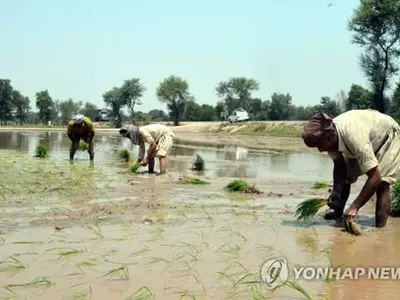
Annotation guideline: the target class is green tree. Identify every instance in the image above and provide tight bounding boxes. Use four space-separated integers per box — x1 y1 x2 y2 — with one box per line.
12 90 30 125
120 78 146 121
0 79 14 125
103 87 126 128
35 90 54 125
156 75 193 126
59 98 82 125
81 102 99 121
345 84 373 110
147 109 168 121
268 93 293 120
215 77 259 114
348 0 400 113
318 96 343 117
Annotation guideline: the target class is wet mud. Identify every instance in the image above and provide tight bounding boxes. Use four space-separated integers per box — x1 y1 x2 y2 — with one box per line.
0 131 399 299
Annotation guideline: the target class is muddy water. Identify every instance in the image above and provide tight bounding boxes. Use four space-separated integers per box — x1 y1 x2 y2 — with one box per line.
0 131 399 299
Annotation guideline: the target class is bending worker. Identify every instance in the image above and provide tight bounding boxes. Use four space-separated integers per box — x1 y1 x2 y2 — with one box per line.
301 109 400 228
119 123 174 174
67 114 95 161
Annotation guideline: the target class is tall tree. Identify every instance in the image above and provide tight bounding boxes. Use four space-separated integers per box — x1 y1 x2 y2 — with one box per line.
345 84 373 110
156 75 193 126
268 93 293 120
390 81 400 118
35 90 54 124
0 79 14 125
348 0 400 112
215 77 259 114
81 102 99 121
12 90 30 125
318 96 343 117
59 98 82 125
103 87 126 128
120 78 146 121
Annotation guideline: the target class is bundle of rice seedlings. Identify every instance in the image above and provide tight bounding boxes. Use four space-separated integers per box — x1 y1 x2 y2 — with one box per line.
35 144 48 158
225 179 262 194
294 198 328 220
130 162 141 173
178 177 209 184
118 149 131 162
78 141 89 151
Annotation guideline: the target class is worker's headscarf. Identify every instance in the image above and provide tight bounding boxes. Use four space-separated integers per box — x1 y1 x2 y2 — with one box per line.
301 112 334 147
72 114 85 125
119 125 140 145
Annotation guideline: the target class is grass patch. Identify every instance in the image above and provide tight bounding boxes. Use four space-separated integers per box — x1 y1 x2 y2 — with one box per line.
178 177 209 185
35 144 48 158
294 198 328 221
312 181 331 189
225 180 262 194
233 123 302 137
119 149 131 162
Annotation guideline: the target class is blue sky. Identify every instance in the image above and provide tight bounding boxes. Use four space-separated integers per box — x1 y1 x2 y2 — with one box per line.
1 0 373 113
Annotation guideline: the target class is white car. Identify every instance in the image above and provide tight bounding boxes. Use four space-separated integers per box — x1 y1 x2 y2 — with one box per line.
227 108 249 123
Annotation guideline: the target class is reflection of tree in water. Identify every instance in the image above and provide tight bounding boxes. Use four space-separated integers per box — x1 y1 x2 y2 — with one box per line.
170 145 196 157
215 162 247 178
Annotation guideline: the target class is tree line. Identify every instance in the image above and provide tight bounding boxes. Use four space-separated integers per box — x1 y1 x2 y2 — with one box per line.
1 0 400 126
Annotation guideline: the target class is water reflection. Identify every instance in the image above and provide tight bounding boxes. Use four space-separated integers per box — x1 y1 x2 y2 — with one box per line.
0 131 333 181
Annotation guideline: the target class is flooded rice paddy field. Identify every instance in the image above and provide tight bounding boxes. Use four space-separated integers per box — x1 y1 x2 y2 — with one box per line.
1 131 400 299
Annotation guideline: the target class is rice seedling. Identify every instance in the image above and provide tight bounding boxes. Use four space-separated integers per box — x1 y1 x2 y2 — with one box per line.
102 265 130 281
125 286 156 300
3 276 54 294
86 224 104 239
61 286 92 300
57 248 85 260
294 198 328 221
312 181 331 189
283 280 314 300
225 180 262 194
130 162 141 173
119 148 131 162
35 144 48 158
178 177 209 185
77 141 89 151
0 256 26 273
191 154 205 171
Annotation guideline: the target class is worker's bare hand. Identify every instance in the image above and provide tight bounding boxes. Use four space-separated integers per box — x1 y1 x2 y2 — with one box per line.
140 158 148 166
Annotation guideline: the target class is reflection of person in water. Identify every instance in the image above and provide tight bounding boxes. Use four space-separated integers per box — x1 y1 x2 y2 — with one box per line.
301 109 400 228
